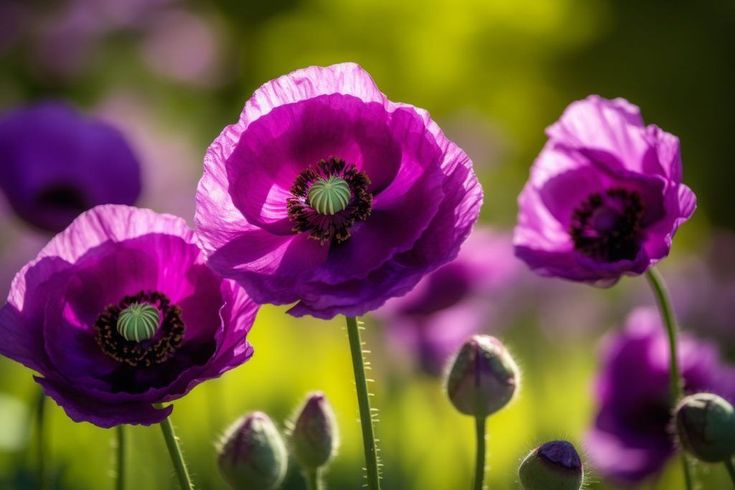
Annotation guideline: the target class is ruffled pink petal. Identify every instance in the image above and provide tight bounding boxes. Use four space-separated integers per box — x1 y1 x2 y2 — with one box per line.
225 95 403 235
547 96 654 174
0 256 71 372
196 63 387 255
36 376 173 428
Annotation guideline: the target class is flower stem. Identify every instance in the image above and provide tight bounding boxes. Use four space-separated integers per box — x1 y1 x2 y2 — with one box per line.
116 425 126 490
155 406 194 490
304 467 320 490
645 267 694 490
345 316 381 490
725 458 735 488
473 416 486 490
35 391 48 490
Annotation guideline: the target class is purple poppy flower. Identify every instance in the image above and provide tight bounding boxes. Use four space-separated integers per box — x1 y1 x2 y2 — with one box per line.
584 307 735 483
377 227 520 374
195 63 482 319
0 205 258 427
0 102 142 233
514 96 696 285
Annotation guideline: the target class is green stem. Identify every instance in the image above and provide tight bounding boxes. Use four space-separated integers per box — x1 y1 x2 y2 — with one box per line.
645 268 694 490
155 406 194 490
473 417 486 490
725 458 735 488
116 425 126 490
36 391 48 490
345 316 381 490
304 467 320 490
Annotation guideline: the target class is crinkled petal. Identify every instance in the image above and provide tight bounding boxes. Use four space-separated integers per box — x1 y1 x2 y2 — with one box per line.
547 96 651 170
35 376 173 428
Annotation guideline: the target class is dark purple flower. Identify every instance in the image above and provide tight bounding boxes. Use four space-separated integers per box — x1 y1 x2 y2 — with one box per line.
0 102 142 233
584 307 735 484
195 63 482 319
0 205 258 427
514 96 696 285
377 227 520 374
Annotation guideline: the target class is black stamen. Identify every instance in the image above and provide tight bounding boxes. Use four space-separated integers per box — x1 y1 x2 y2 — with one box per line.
287 157 372 244
570 188 644 262
94 291 184 367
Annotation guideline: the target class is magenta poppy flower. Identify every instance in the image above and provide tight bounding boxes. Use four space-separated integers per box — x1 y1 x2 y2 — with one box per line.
195 63 482 319
377 227 520 374
514 96 696 285
0 205 258 427
584 307 735 483
0 102 142 233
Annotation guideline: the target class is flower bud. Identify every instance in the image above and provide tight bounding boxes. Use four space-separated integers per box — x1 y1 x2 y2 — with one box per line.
675 393 735 462
217 412 288 490
445 335 519 418
289 392 339 470
519 440 583 490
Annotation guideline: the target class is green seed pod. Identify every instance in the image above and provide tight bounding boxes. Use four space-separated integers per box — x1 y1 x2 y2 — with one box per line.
217 412 288 490
117 303 160 342
445 335 519 418
289 392 339 470
519 440 583 490
308 176 352 215
675 393 735 463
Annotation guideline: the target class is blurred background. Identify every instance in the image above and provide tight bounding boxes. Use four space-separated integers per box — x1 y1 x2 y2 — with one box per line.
0 0 734 488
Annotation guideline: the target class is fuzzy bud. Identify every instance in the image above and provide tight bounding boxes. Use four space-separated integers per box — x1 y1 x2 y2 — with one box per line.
519 440 583 490
445 335 519 418
289 392 339 470
675 393 735 463
217 412 288 490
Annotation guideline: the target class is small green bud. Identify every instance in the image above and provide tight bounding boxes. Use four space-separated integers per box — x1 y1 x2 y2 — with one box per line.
289 392 339 470
445 335 519 418
217 412 288 490
519 440 583 490
675 393 735 463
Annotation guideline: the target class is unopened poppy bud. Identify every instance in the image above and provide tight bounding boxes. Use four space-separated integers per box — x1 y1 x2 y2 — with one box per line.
519 440 583 490
445 335 519 418
217 412 288 490
675 393 735 463
289 392 339 470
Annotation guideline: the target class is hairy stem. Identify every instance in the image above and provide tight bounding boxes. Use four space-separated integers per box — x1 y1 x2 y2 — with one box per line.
473 416 486 490
345 316 381 490
36 391 48 490
645 268 694 490
725 458 735 488
155 406 194 490
304 467 321 490
116 425 127 490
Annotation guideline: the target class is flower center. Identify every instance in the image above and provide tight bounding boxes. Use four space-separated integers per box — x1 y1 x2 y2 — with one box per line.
94 291 184 367
117 303 160 342
308 175 352 215
569 188 644 262
287 157 372 244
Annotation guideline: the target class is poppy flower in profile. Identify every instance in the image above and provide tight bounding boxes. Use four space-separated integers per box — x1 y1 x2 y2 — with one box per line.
0 205 258 427
195 62 482 319
513 96 696 285
0 102 142 233
584 307 735 483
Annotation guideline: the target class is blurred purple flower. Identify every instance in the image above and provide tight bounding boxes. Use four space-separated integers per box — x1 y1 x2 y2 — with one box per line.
141 10 223 87
377 227 521 374
0 102 142 233
94 91 201 220
585 307 735 484
514 96 696 285
0 205 258 427
662 231 735 354
195 63 482 319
